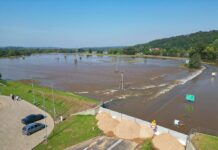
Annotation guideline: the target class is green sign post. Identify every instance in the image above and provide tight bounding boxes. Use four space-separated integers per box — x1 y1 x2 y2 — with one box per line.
186 94 195 102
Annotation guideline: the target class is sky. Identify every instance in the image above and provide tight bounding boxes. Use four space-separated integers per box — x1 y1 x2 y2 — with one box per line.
0 0 218 48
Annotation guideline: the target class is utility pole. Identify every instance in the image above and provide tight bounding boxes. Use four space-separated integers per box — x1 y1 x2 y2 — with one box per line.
42 92 48 142
120 72 124 90
115 63 118 72
32 78 36 104
51 84 56 119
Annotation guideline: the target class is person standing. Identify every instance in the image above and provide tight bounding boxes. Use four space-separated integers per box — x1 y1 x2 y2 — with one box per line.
15 96 19 101
12 94 15 101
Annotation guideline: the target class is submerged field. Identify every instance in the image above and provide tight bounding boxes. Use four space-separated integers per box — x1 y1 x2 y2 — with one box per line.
1 54 218 134
0 53 189 102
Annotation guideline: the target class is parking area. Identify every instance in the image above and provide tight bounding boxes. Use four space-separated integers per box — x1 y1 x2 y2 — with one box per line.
0 95 54 150
65 136 138 150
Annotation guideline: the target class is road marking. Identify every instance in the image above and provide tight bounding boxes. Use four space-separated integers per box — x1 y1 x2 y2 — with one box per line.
83 141 97 150
107 139 123 150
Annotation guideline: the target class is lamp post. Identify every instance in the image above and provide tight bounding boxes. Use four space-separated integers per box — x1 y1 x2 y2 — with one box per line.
51 84 56 119
42 92 48 142
120 72 124 90
32 78 36 104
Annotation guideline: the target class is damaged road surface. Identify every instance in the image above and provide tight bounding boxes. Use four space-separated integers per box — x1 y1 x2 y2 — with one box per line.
65 136 138 150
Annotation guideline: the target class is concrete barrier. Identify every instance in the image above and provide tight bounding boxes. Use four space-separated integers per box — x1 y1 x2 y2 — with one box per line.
98 107 188 145
72 107 99 116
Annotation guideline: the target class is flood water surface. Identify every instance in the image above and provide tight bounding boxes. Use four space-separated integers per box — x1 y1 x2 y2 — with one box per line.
0 54 189 101
107 64 218 134
1 54 217 134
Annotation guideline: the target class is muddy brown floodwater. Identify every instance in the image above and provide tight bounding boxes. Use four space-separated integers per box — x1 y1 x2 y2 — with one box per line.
106 64 218 135
0 54 217 134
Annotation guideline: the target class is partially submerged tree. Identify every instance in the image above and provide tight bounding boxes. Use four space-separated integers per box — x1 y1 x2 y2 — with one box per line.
88 49 93 54
189 52 201 69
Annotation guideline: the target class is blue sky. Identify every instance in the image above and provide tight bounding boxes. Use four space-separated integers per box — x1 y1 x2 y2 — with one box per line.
0 0 218 48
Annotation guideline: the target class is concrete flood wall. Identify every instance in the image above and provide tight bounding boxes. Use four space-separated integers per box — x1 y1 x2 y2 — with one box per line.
98 107 188 146
72 107 99 116
186 135 196 150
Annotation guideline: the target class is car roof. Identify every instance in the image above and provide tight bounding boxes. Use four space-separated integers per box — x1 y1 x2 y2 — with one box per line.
25 122 42 128
26 114 43 118
26 114 36 117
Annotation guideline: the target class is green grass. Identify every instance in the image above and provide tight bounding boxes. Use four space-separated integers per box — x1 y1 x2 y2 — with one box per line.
34 115 102 150
192 133 218 150
140 139 153 150
0 80 98 118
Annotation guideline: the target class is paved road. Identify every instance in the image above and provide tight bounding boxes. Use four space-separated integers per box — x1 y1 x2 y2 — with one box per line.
0 95 54 150
65 136 138 150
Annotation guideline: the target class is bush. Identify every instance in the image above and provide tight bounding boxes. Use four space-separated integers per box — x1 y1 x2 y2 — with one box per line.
140 139 153 150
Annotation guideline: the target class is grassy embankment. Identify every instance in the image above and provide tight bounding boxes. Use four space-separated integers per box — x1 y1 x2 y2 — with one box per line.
192 133 218 150
34 115 102 150
0 80 102 149
0 80 98 118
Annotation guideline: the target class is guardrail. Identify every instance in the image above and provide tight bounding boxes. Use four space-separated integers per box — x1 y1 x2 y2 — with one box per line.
99 107 188 145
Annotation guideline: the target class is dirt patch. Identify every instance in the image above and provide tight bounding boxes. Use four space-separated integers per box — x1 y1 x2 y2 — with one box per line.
96 112 119 134
139 124 154 139
152 133 184 150
96 112 111 121
113 119 141 140
96 112 154 141
132 138 146 144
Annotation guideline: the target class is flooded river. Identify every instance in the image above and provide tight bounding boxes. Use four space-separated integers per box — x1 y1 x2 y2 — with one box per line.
107 64 218 135
0 54 217 134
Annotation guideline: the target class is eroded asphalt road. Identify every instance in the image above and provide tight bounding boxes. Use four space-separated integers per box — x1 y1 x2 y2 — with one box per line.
65 136 138 150
0 95 54 150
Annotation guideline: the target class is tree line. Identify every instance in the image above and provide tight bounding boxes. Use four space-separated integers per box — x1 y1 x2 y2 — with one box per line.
108 30 218 62
0 47 107 57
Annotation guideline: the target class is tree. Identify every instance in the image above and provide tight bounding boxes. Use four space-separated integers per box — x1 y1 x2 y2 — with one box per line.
122 47 137 55
202 46 217 60
0 73 2 79
77 48 85 53
88 49 92 54
189 53 201 69
143 49 151 55
97 50 103 54
108 49 120 54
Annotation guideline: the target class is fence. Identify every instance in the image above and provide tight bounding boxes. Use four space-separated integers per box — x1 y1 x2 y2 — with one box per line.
99 107 188 145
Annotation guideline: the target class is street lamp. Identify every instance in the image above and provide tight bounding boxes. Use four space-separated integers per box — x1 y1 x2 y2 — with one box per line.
42 92 48 142
51 84 56 119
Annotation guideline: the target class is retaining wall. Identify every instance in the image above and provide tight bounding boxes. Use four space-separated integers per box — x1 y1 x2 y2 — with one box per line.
186 135 196 150
99 107 188 145
72 107 99 115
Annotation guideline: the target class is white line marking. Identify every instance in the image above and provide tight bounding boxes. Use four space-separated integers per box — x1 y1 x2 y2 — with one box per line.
107 139 123 150
83 141 97 150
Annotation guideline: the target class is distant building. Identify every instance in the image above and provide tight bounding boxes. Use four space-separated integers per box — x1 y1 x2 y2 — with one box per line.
149 48 160 51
